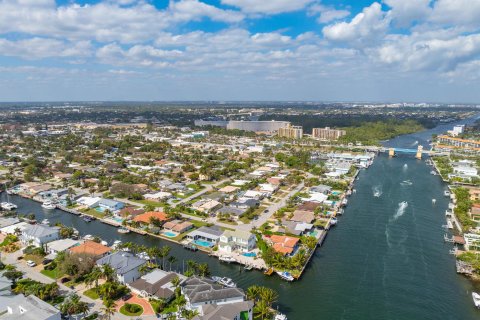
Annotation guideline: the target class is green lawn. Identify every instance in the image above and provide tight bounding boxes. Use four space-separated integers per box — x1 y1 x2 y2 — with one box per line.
83 288 100 300
82 208 106 219
40 268 63 279
132 199 164 207
119 304 143 316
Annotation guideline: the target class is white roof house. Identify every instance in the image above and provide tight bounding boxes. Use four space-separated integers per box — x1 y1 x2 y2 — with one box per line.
46 238 80 254
0 294 61 320
0 222 30 235
76 196 101 207
144 191 172 200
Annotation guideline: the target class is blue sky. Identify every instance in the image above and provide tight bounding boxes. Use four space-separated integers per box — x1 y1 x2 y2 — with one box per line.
0 0 480 103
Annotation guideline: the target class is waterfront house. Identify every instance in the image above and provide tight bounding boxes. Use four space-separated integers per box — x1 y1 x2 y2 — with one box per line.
133 211 169 225
46 238 80 255
97 198 125 212
0 294 61 320
218 230 256 253
186 226 223 246
182 276 249 314
163 220 194 233
464 233 480 251
96 251 147 284
76 196 101 208
69 240 112 258
128 269 186 301
290 210 315 223
267 235 299 256
20 225 60 247
0 222 29 235
196 301 254 320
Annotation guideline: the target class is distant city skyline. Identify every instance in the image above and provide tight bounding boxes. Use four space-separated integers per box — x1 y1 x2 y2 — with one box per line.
1 0 479 103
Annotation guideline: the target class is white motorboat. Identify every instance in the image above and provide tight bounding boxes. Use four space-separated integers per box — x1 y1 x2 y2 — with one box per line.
83 234 94 241
212 276 236 288
41 200 56 210
101 240 108 246
276 271 294 282
330 217 338 226
274 313 287 320
117 227 130 234
444 190 451 197
219 256 236 263
1 202 17 211
432 199 436 204
112 240 122 249
430 170 437 175
447 220 453 229
472 292 480 308
41 219 50 225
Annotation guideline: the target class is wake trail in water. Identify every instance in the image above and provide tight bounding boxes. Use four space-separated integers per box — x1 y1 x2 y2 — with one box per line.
393 201 408 221
373 185 383 197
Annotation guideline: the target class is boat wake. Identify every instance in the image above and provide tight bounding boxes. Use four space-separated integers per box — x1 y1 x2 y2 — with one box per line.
411 140 419 146
400 180 412 186
373 186 382 197
393 201 408 221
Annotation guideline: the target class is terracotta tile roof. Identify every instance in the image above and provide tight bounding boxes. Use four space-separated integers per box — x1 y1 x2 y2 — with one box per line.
69 240 112 256
133 211 169 224
269 235 299 255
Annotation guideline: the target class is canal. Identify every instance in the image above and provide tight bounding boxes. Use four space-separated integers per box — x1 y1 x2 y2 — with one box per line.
5 116 480 319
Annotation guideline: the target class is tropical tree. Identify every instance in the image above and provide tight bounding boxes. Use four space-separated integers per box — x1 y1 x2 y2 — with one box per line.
101 264 116 282
101 299 117 320
167 255 177 271
60 293 90 317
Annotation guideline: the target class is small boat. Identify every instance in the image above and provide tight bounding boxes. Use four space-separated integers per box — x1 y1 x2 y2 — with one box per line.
444 190 451 197
117 227 130 234
447 220 453 229
472 292 480 308
83 216 93 222
112 240 122 249
41 219 50 225
430 170 437 175
183 243 198 251
276 271 294 282
330 217 338 226
83 234 94 241
444 234 455 243
1 202 17 211
219 256 236 263
274 313 287 320
432 199 436 204
41 201 56 210
101 240 108 246
244 264 253 271
212 276 236 288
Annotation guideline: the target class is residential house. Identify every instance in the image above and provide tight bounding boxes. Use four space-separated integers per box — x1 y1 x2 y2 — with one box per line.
195 301 254 320
290 210 315 224
46 239 80 256
218 186 239 194
21 225 60 247
118 207 145 218
0 294 61 320
97 198 125 212
469 188 480 202
96 251 147 284
163 220 194 233
133 211 169 225
128 269 186 301
230 198 259 210
144 191 172 201
297 201 321 212
218 230 256 253
267 235 300 256
191 199 222 213
69 240 112 258
186 226 224 246
182 276 249 314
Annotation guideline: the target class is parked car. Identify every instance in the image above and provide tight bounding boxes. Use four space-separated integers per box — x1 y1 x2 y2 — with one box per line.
26 260 36 267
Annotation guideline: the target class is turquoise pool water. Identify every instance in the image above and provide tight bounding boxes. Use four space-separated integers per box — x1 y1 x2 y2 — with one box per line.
309 230 318 237
163 231 177 238
242 252 256 257
332 191 342 196
194 239 213 247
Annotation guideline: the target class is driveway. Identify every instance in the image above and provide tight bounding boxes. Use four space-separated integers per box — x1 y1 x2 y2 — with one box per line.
116 293 156 316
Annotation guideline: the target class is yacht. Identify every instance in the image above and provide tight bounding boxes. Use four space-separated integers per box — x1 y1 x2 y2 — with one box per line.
274 313 287 320
472 292 480 309
41 200 56 210
447 220 454 229
330 217 338 226
117 227 130 234
83 234 94 241
276 271 294 282
444 190 451 197
212 276 236 288
1 202 17 211
219 256 236 263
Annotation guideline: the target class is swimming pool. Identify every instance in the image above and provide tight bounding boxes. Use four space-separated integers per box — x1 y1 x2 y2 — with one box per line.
309 230 318 237
193 239 213 247
163 231 177 238
242 252 256 257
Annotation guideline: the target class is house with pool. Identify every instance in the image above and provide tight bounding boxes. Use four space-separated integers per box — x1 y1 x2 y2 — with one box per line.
218 230 256 254
185 226 223 248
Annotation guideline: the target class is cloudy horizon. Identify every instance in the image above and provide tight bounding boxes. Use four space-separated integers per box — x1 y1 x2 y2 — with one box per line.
1 0 480 103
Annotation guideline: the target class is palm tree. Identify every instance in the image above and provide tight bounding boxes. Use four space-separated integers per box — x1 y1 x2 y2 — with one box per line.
138 264 150 276
171 275 181 289
88 266 103 290
246 285 260 301
167 255 177 271
101 299 117 320
60 293 90 317
197 263 210 277
101 265 116 282
159 245 171 270
259 287 278 309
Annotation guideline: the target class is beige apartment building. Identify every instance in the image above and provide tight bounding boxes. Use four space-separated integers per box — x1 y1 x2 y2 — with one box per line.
278 124 303 139
312 127 346 140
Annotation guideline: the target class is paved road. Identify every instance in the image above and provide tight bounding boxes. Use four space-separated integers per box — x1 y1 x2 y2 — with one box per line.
237 182 305 231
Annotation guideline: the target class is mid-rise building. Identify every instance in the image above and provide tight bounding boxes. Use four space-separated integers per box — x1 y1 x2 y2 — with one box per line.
278 124 303 139
312 127 346 140
227 120 290 133
437 135 480 151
